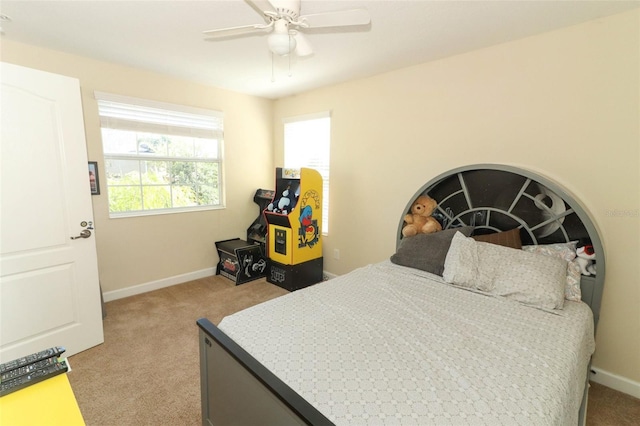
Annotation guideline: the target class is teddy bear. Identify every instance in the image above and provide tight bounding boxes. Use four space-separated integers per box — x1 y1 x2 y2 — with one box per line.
402 195 443 237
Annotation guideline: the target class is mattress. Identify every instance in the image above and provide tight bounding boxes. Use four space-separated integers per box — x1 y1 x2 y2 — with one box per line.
218 261 595 425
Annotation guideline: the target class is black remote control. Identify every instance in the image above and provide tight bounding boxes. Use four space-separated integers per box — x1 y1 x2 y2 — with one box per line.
0 347 65 374
1 357 60 382
0 359 69 397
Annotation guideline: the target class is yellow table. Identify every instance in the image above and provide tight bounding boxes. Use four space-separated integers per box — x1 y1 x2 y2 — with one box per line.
0 373 85 425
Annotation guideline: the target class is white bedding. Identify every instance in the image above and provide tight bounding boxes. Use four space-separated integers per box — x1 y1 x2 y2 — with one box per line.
218 261 595 425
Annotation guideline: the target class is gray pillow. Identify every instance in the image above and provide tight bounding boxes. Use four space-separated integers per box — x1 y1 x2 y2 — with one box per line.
390 226 474 276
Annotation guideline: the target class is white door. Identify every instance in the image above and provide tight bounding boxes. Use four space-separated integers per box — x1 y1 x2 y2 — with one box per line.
0 62 104 361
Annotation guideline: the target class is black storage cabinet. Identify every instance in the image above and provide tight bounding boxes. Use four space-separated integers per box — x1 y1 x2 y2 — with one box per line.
267 258 323 291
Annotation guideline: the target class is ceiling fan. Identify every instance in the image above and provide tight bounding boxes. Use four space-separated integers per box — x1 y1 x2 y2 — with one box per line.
203 0 371 57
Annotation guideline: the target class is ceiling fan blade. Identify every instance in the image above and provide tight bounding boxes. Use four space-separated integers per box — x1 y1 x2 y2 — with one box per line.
300 9 370 29
246 0 277 21
203 23 272 39
292 31 313 57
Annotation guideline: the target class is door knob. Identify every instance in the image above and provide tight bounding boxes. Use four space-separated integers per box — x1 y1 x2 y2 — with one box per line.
71 230 92 240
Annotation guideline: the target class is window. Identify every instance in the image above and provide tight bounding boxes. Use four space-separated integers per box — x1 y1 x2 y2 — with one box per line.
284 112 331 234
95 92 224 217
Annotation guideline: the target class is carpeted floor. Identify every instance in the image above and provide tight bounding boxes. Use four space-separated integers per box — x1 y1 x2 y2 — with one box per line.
68 276 639 425
587 381 640 425
68 276 287 425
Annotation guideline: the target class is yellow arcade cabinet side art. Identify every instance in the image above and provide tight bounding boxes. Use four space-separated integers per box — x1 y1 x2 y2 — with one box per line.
264 168 323 291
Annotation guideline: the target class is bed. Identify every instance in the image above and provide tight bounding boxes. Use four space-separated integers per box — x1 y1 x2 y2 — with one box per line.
197 164 605 426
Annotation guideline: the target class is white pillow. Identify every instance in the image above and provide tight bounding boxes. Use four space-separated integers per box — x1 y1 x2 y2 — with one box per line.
444 232 568 310
443 232 487 290
521 243 582 302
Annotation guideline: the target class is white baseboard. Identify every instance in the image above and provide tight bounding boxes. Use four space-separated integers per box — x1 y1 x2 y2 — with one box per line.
104 268 337 301
323 270 338 281
590 367 640 399
102 267 216 302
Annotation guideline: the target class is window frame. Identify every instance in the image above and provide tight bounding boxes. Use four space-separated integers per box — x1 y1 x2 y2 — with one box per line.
95 92 225 218
283 111 331 235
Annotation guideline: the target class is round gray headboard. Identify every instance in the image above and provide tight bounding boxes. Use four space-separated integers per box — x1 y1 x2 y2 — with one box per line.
397 164 605 328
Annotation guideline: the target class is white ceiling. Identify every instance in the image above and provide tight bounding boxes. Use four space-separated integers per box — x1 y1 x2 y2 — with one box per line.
1 0 638 99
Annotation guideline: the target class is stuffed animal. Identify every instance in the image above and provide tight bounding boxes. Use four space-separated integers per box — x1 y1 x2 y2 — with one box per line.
267 188 296 214
402 195 443 237
576 244 596 276
276 189 292 213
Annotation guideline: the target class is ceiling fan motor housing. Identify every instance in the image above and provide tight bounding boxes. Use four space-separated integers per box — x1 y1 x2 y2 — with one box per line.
270 0 301 21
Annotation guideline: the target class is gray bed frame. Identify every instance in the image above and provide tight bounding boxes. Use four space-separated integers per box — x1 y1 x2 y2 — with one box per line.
197 164 605 426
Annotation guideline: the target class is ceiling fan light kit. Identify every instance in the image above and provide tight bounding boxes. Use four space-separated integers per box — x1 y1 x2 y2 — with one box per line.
268 33 296 56
268 19 296 56
203 0 370 58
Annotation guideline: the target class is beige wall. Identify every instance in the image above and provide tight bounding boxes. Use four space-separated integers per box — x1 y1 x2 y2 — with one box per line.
1 40 274 294
274 10 639 382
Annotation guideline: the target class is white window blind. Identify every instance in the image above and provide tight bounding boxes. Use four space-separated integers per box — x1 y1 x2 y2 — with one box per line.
284 112 331 234
95 91 223 139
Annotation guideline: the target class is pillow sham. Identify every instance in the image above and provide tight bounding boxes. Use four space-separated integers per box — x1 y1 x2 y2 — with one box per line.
521 242 577 261
390 226 474 276
564 260 583 301
471 227 522 249
444 233 568 310
442 231 489 290
522 243 582 302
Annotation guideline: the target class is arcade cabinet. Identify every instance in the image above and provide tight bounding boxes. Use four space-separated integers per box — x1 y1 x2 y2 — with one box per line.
247 188 275 252
264 168 323 291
